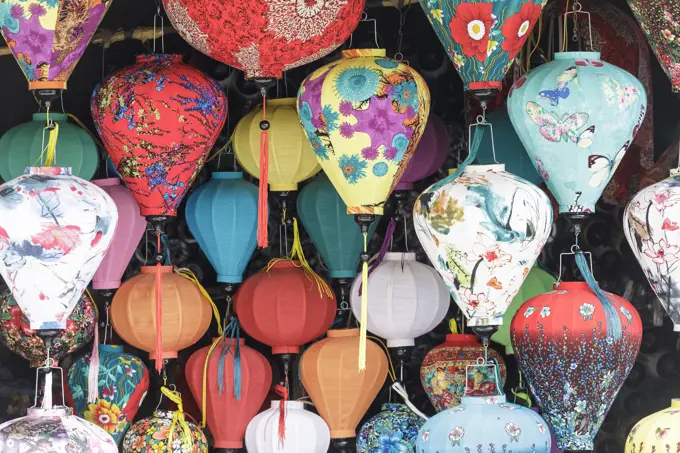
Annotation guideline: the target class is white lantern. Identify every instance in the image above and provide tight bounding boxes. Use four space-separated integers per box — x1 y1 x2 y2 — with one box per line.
350 252 450 347
245 401 330 453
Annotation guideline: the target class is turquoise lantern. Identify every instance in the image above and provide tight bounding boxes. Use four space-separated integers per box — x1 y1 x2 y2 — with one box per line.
186 171 258 284
507 52 646 217
297 176 378 279
358 403 424 453
0 113 99 181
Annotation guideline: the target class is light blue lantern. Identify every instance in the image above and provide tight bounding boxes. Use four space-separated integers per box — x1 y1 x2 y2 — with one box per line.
186 172 258 283
358 403 425 453
507 51 646 215
416 395 552 453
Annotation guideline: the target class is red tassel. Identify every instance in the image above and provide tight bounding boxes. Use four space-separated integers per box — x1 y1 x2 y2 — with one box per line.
274 374 288 448
155 232 164 373
257 96 269 248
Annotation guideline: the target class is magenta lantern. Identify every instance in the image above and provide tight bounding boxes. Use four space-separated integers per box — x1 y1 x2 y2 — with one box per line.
395 114 450 191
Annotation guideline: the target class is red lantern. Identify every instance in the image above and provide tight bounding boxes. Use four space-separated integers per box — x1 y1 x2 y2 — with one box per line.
185 338 272 449
234 260 336 355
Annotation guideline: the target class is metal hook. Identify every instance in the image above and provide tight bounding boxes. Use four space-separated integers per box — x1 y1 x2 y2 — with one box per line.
468 104 498 164
556 247 594 284
153 10 165 54
464 358 503 397
561 0 593 52
348 11 380 49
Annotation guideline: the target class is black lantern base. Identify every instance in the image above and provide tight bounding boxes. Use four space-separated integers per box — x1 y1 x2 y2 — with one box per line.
332 437 357 453
471 325 498 344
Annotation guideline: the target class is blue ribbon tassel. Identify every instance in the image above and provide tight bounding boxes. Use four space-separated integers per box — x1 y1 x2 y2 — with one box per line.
575 251 622 341
217 317 242 400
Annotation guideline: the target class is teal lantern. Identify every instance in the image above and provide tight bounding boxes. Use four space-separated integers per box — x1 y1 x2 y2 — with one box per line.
297 176 378 279
0 113 98 181
358 403 425 453
186 172 258 284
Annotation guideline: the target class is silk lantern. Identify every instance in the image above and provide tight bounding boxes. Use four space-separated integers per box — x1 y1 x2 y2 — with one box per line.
420 334 507 411
414 164 552 327
627 0 680 93
357 403 425 453
123 409 208 453
245 400 331 453
625 399 680 452
234 260 336 354
0 167 117 330
0 113 98 181
511 282 643 450
186 338 272 449
349 252 449 348
300 329 389 439
507 52 647 216
395 114 450 190
92 54 227 219
92 178 146 290
186 172 258 284
419 0 547 91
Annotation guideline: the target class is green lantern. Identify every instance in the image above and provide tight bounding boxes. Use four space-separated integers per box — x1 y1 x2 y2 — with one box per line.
0 113 99 181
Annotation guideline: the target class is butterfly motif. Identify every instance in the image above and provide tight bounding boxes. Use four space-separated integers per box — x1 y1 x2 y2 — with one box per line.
487 277 503 290
588 141 629 188
577 125 595 149
656 427 670 439
662 218 679 231
509 76 527 97
539 87 570 106
526 102 589 143
575 59 604 67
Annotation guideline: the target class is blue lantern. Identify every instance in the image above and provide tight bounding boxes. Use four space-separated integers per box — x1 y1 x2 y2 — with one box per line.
358 403 425 453
297 176 378 279
186 172 258 283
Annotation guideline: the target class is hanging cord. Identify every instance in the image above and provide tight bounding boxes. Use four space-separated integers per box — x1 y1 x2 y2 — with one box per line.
358 231 369 371
174 268 223 337
391 383 429 420
206 131 235 163
523 15 543 73
85 289 99 404
257 94 270 248
358 218 397 296
160 386 193 451
154 231 164 373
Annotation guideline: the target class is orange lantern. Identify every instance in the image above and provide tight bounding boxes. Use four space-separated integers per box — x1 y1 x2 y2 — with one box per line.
300 329 388 440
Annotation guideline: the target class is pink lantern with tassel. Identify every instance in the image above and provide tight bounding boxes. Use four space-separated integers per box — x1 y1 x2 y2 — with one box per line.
395 114 450 191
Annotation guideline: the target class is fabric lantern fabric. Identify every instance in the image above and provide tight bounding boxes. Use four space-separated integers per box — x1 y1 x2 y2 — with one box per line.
531 408 563 453
395 114 450 191
507 51 647 215
0 0 112 91
186 172 258 284
349 252 450 347
245 400 331 453
0 113 98 181
234 260 336 354
92 178 147 290
414 164 552 327
419 0 547 91
185 338 272 449
297 49 430 215
625 399 680 452
357 403 425 453
161 0 364 79
415 395 552 452
0 291 95 367
92 54 227 217
297 175 378 279
65 345 150 444
491 266 555 354
110 266 213 360
122 409 208 453
511 281 643 450
300 328 389 439
420 334 507 411
0 166 117 330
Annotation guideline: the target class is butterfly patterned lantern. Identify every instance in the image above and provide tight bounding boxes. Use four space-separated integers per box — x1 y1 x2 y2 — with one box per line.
0 167 117 331
507 52 646 217
419 0 548 91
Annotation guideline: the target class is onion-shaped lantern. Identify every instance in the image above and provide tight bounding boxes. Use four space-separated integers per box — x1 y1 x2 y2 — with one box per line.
625 399 680 452
357 403 425 453
123 409 208 453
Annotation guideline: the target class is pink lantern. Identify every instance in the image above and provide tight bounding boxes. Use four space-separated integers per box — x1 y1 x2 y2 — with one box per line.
395 114 450 191
91 179 146 290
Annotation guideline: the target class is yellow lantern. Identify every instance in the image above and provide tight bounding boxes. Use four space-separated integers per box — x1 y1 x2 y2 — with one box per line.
625 399 680 452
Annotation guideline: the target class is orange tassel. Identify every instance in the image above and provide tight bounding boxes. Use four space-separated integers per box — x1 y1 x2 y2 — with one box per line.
275 378 288 448
257 96 269 248
155 232 164 373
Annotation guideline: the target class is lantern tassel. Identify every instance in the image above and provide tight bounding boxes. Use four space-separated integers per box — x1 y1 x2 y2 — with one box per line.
284 218 333 298
87 311 99 404
174 268 223 337
257 95 269 248
575 251 622 340
359 231 369 371
161 386 193 452
154 232 164 373
217 317 241 399
275 382 288 448
358 218 396 296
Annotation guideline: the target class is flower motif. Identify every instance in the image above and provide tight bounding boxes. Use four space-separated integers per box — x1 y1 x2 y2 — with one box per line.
540 306 550 318
663 29 676 41
649 189 680 211
642 239 680 264
463 288 487 311
392 80 418 111
663 218 680 231
339 100 354 116
574 400 587 413
453 52 465 69
487 39 498 57
422 430 430 442
338 154 368 184
524 306 536 318
579 303 595 320
102 386 116 399
471 233 512 270
501 2 543 59
84 399 122 434
377 432 409 453
391 133 410 162
448 2 494 62
536 421 545 433
335 67 379 102
339 122 354 139
431 9 444 23
505 423 521 442
320 105 339 132
536 157 549 181
308 134 329 160
449 427 465 446
656 427 670 439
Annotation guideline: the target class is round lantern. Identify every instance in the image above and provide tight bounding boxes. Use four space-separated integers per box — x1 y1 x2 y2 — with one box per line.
66 345 150 444
0 292 95 367
297 175 379 279
0 167 118 330
349 252 450 348
414 164 552 327
415 395 552 452
245 400 331 453
0 113 98 181
111 266 213 361
624 171 680 329
300 329 389 439
234 260 336 354
507 52 647 216
625 399 680 452
92 178 147 290
357 403 425 453
511 281 643 450
92 54 227 218
186 338 272 449
420 334 507 411
186 172 258 284
395 114 450 191
123 410 208 453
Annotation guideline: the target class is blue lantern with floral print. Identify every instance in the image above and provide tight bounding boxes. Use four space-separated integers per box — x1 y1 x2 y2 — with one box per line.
358 403 425 453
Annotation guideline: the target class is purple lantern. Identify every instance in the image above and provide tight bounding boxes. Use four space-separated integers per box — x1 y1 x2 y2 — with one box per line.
395 114 450 190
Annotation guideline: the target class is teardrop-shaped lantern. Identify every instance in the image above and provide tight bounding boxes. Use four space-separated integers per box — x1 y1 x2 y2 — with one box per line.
414 164 552 327
123 409 208 452
507 52 647 216
418 0 547 91
511 282 643 450
357 403 425 453
395 114 450 191
186 172 258 284
92 54 227 218
625 399 680 452
0 167 117 330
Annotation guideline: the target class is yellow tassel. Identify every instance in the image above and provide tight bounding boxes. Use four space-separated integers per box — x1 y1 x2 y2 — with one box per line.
359 232 368 372
449 318 459 335
200 337 223 428
36 106 60 167
161 386 194 451
174 268 223 336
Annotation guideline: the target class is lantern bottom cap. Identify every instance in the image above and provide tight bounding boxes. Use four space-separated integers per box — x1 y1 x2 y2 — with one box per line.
270 183 299 191
394 181 415 191
272 345 300 354
466 318 501 327
214 440 244 448
468 81 502 90
674 323 680 332
149 351 178 360
216 274 243 284
329 270 358 279
92 281 121 290
559 204 596 214
29 81 67 90
330 429 356 438
386 338 415 348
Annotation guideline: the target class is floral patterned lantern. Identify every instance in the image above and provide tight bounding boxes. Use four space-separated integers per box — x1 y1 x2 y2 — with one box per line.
413 164 552 327
418 0 548 91
123 409 208 453
420 334 507 411
357 403 425 453
511 282 643 450
625 399 680 452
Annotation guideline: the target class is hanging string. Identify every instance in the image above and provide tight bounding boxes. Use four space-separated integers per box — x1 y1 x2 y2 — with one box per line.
358 231 370 371
174 268 223 336
67 113 105 150
368 335 397 382
154 231 164 373
160 386 193 452
358 218 397 296
86 289 99 404
575 250 622 340
257 95 270 248
390 382 429 420
217 317 241 398
206 131 235 163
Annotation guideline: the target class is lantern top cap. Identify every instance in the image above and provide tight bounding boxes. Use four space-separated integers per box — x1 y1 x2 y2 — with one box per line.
327 328 359 338
136 54 183 64
98 344 124 353
212 172 244 180
462 164 505 174
28 406 71 417
460 394 507 405
270 400 304 410
444 333 481 346
554 51 602 61
342 49 387 59
553 281 591 291
93 178 121 188
265 98 296 107
267 259 302 270
25 167 72 176
383 252 416 261
672 399 680 408
33 112 68 122
141 265 174 274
